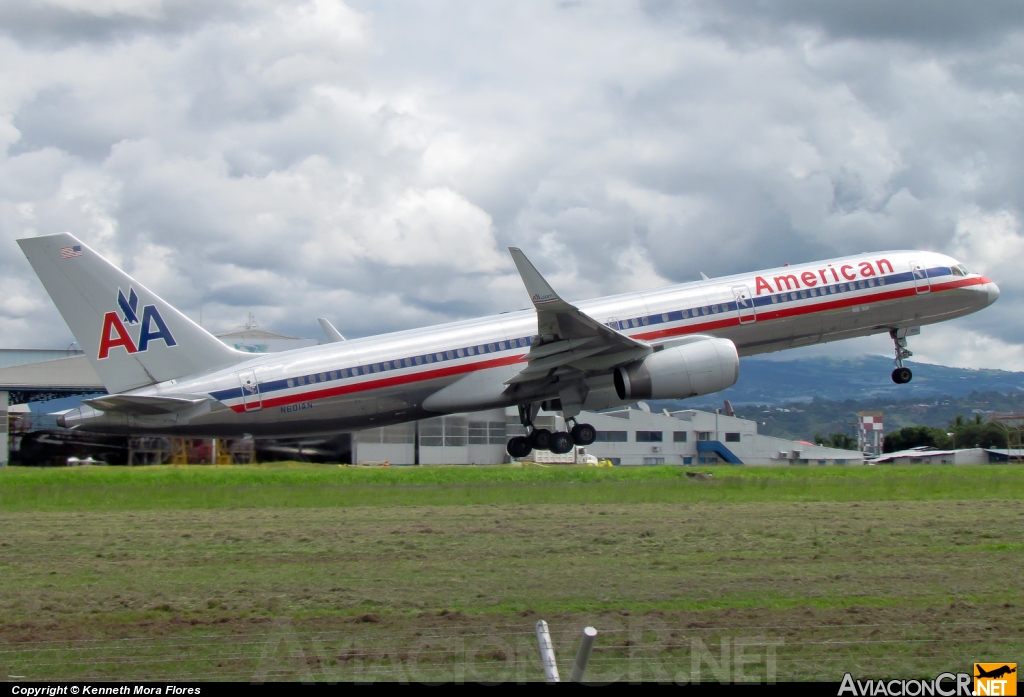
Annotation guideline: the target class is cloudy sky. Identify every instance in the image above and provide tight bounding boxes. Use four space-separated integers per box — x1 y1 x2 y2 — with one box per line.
1 0 1022 369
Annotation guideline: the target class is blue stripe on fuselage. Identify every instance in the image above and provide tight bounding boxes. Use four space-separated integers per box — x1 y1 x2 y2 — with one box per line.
210 266 954 406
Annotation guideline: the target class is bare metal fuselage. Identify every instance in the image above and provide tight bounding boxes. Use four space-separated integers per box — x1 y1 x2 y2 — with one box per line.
61 249 998 437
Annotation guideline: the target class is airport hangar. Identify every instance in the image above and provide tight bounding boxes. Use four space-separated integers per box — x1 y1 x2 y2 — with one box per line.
0 327 863 467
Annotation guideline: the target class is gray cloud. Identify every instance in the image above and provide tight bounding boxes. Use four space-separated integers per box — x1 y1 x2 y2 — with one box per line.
0 0 254 46
1 0 1022 370
679 0 1024 47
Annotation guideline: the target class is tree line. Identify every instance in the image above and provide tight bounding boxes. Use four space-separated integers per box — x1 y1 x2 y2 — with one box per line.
880 413 1012 453
812 413 1016 453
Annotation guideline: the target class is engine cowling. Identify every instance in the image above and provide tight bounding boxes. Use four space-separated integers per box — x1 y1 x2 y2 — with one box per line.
614 337 739 400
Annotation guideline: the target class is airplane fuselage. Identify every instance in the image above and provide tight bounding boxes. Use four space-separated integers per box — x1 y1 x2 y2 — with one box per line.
60 250 998 437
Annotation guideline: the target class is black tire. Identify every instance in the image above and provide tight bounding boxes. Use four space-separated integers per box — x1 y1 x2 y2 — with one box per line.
549 431 574 455
530 428 552 451
571 423 597 446
892 367 912 384
507 436 532 459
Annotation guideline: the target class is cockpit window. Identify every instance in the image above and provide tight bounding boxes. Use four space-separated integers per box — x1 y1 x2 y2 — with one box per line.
954 264 971 276
952 265 964 277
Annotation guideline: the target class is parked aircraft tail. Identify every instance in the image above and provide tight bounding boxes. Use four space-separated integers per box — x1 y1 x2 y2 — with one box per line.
18 233 247 394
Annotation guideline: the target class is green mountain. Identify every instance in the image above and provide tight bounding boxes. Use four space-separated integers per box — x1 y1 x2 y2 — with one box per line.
727 391 1024 443
642 356 1024 442
710 356 1024 404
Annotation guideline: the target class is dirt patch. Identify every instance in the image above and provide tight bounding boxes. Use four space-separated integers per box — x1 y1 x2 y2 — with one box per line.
0 500 1021 681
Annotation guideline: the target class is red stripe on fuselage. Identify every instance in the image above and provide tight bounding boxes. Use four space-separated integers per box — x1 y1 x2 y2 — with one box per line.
635 276 989 342
230 275 989 413
230 353 525 413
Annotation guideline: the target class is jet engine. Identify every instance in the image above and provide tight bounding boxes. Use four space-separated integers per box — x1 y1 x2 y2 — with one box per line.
614 336 739 401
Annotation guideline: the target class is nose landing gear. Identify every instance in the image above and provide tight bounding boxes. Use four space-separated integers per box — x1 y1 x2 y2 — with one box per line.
505 403 598 458
892 366 912 384
890 328 914 384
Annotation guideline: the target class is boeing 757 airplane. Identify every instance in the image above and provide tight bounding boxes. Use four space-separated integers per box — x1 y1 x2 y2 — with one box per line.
18 233 999 458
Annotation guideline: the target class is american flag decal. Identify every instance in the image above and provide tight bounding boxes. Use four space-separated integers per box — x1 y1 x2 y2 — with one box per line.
60 245 82 259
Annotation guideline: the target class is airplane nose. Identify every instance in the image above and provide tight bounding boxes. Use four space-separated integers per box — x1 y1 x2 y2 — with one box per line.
987 281 1000 306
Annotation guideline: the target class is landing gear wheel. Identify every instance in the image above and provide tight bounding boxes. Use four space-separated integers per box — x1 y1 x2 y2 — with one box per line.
571 423 597 446
507 436 532 459
891 367 912 384
549 431 574 455
529 428 552 451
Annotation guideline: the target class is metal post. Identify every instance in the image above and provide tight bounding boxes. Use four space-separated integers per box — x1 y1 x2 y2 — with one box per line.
535 620 559 683
570 626 597 683
0 390 8 467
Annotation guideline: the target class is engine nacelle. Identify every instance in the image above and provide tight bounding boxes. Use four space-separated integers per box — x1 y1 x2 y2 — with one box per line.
614 337 739 400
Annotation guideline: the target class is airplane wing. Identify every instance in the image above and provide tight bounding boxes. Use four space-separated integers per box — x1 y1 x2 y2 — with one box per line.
82 394 212 415
504 248 652 397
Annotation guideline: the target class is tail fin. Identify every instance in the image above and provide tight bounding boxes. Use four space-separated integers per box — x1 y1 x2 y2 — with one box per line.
18 233 246 394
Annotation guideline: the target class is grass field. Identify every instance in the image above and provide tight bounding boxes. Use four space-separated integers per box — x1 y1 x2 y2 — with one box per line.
1 464 1021 682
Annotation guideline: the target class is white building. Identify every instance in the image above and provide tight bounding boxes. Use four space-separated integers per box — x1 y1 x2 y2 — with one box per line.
0 348 104 467
352 408 512 465
0 322 318 466
215 328 318 354
352 403 864 466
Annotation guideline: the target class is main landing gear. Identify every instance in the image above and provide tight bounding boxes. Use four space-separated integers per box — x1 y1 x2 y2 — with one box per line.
890 328 913 384
506 403 597 458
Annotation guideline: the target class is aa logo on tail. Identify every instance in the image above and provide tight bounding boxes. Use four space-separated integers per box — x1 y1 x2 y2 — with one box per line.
98 287 177 359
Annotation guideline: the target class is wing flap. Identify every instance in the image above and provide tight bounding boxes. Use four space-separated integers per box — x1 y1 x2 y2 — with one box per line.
525 337 596 361
505 346 607 384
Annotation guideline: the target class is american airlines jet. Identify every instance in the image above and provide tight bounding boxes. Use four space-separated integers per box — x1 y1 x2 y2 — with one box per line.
18 233 998 458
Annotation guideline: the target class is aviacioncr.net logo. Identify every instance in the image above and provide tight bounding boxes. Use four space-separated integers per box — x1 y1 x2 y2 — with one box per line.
839 672 973 696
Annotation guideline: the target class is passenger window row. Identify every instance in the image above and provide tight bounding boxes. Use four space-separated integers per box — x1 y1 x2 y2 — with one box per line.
767 277 885 304
605 267 942 332
283 336 534 389
272 266 946 394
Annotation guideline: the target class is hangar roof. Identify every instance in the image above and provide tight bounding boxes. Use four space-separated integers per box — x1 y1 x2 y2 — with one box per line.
0 348 84 369
0 355 104 391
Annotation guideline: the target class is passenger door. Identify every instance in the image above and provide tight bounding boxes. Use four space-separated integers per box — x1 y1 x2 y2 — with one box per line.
910 261 931 294
732 285 756 324
238 369 262 412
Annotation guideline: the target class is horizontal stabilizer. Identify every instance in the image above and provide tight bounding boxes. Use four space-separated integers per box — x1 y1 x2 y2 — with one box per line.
83 394 211 415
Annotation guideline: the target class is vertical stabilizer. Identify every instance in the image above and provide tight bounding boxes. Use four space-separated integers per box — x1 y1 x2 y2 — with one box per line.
18 233 246 394
318 317 345 342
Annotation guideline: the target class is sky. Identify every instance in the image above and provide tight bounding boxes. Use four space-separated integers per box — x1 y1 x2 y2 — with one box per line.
1 0 1022 369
